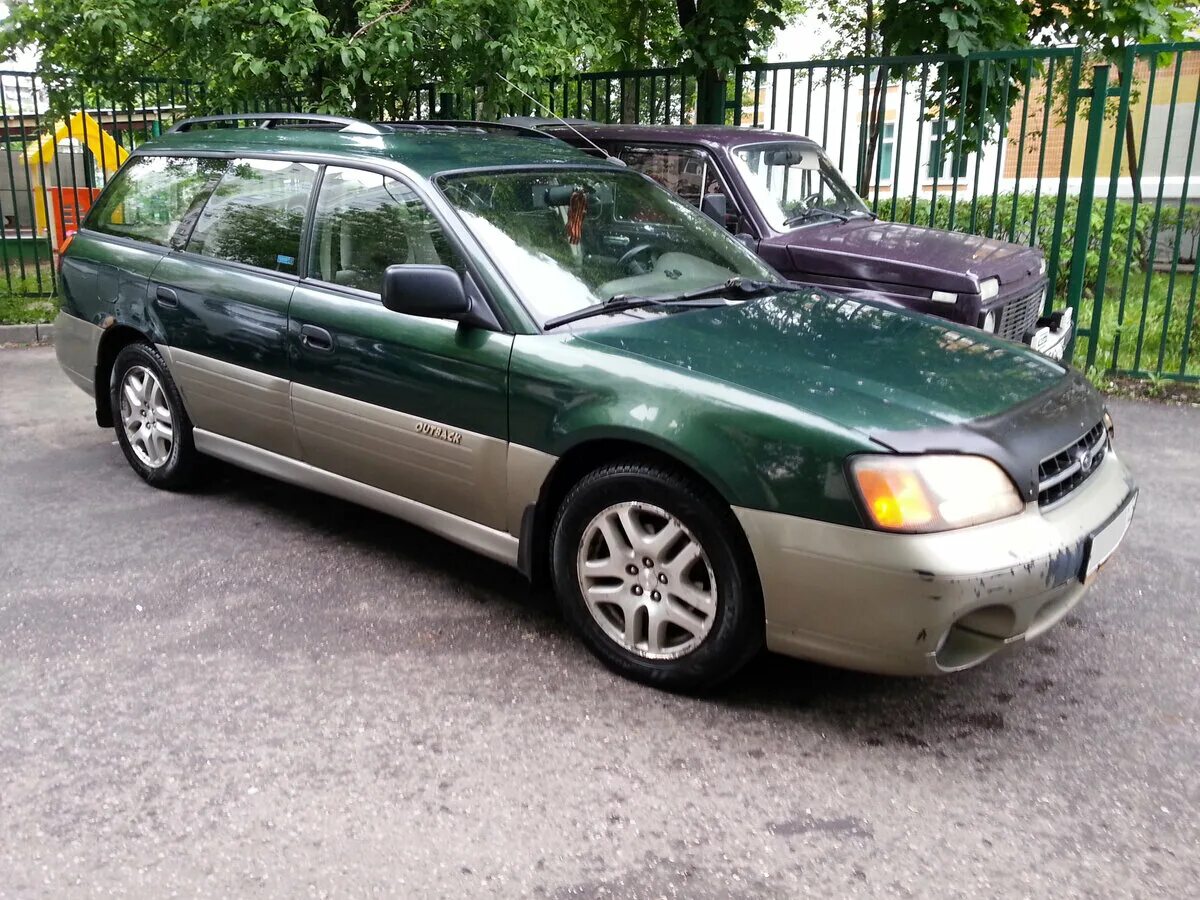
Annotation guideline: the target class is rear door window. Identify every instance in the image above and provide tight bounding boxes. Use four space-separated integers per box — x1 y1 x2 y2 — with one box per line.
186 158 319 274
618 146 724 207
86 155 227 248
306 165 465 294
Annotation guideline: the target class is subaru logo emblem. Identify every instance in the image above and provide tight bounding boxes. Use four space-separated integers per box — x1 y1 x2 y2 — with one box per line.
1077 444 1095 474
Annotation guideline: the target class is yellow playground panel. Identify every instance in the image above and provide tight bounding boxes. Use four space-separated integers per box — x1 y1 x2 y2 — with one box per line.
24 111 129 241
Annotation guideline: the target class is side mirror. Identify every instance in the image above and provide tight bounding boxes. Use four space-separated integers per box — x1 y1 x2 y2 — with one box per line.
701 193 727 225
732 232 758 253
381 264 470 319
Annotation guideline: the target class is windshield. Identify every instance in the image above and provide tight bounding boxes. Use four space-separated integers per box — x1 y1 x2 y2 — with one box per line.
439 168 775 326
731 142 870 231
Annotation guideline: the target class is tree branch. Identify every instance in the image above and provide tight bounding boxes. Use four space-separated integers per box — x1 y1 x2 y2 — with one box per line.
350 0 416 42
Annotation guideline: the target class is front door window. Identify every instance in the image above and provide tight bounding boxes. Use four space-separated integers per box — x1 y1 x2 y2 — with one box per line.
306 166 465 294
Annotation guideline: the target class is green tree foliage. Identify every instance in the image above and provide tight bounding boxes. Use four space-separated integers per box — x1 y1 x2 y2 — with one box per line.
0 0 800 119
0 0 625 115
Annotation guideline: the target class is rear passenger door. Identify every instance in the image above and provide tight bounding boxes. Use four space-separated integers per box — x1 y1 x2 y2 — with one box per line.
287 165 513 530
151 157 318 457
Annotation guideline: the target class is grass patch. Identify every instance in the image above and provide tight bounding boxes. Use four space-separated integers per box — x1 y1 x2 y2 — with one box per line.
0 268 58 325
1076 270 1199 379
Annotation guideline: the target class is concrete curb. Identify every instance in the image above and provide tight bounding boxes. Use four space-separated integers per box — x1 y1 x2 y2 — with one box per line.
0 323 54 346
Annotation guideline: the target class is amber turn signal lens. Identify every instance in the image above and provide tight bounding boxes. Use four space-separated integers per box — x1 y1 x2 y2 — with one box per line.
853 467 934 530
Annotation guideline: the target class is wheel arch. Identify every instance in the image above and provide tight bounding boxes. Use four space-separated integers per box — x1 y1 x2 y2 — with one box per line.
94 324 154 428
520 436 759 596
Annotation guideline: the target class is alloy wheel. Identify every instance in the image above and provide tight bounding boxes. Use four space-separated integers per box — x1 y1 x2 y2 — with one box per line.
576 501 718 660
119 365 174 469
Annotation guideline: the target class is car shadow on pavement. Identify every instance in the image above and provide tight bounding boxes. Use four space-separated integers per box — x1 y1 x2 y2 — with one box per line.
194 458 1067 748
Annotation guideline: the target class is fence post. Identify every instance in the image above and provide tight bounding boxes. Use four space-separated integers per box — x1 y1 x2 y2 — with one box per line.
1062 64 1110 364
1083 46 1135 372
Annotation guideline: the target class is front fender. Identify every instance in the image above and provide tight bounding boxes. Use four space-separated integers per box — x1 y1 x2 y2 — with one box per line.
508 334 868 527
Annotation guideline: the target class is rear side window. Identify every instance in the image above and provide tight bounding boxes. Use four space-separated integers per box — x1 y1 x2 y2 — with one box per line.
86 156 226 248
306 166 465 294
618 146 721 207
186 159 318 274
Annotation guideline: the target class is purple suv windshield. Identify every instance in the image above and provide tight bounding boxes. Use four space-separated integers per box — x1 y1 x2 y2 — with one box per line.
731 142 870 231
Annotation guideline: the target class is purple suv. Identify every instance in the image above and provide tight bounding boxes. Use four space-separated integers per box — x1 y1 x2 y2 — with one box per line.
544 123 1072 357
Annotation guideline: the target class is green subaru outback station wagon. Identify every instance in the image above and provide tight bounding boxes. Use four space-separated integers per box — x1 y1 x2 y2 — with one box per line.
55 113 1136 690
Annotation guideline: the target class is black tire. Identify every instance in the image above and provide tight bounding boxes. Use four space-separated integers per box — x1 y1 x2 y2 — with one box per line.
550 461 763 692
109 341 198 490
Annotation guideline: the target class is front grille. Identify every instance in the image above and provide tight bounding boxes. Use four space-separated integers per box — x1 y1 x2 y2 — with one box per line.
1038 421 1108 507
995 286 1044 341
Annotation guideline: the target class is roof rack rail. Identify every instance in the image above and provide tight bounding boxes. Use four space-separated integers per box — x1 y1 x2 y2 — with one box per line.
395 119 560 140
168 112 387 135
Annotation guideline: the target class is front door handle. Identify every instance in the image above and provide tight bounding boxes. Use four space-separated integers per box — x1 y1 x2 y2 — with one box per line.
298 323 334 352
154 286 179 308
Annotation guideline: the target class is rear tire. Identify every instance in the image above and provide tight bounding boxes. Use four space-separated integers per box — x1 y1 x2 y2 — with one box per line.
110 342 197 490
551 461 763 691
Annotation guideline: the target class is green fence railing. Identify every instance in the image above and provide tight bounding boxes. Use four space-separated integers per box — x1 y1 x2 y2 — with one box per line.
1 45 1197 383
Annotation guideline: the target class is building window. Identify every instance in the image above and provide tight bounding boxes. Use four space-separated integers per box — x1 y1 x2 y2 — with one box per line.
928 122 970 179
877 122 895 183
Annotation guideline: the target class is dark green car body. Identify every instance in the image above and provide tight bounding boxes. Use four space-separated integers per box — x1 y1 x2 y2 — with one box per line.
55 119 1137 680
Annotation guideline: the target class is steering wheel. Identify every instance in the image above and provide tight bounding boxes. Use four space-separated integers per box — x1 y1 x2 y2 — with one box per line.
803 192 825 209
617 243 658 275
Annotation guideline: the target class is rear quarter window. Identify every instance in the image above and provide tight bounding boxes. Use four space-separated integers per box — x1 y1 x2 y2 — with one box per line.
186 158 318 274
86 155 227 248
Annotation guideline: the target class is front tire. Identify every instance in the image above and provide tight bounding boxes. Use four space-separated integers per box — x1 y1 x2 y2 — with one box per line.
110 342 197 490
551 462 763 691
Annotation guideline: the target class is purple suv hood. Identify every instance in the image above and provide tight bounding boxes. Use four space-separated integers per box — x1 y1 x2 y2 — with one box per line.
765 219 1042 294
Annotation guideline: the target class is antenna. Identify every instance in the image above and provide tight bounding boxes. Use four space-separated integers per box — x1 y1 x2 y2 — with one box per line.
495 72 626 166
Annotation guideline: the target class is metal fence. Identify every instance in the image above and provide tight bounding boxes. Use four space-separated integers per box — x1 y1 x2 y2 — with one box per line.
2 44 1198 382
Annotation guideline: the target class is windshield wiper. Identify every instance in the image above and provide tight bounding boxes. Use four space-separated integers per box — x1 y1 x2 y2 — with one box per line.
543 277 791 331
783 207 850 226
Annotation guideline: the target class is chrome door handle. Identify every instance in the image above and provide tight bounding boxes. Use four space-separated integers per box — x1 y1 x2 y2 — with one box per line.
154 286 179 308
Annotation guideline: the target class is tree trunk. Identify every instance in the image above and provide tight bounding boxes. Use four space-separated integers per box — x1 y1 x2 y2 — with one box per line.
859 67 888 198
1112 43 1141 204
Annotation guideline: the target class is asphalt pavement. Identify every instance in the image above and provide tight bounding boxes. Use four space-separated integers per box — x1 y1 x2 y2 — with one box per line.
1 345 1197 898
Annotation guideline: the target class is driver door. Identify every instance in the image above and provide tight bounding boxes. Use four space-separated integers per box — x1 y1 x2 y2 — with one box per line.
287 165 513 530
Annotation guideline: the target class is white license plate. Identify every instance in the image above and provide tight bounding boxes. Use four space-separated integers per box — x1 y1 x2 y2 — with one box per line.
1031 321 1071 359
1084 492 1137 580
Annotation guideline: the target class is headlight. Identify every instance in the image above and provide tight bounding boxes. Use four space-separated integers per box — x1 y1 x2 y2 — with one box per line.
1039 256 1047 276
979 277 1000 300
1103 409 1115 441
849 454 1024 533
982 310 998 333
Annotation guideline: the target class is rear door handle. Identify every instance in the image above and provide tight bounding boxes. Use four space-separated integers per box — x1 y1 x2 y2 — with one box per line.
154 286 179 308
298 323 334 352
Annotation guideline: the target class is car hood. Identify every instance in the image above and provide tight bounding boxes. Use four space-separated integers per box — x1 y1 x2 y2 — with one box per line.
766 218 1043 293
577 290 1069 435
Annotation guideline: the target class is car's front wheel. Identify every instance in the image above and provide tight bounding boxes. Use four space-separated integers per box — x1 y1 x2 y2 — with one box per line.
551 462 763 691
110 342 197 490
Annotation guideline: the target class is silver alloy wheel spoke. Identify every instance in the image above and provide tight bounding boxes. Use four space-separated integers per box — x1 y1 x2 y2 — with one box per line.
577 501 718 660
119 365 174 469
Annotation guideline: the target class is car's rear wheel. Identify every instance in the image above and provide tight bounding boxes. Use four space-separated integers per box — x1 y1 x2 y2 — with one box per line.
110 342 197 490
551 462 762 691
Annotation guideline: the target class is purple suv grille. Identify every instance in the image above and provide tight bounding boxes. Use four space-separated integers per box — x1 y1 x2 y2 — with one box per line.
1038 421 1108 507
996 287 1044 342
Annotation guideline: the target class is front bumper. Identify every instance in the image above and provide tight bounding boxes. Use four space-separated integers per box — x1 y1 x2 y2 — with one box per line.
734 450 1136 676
